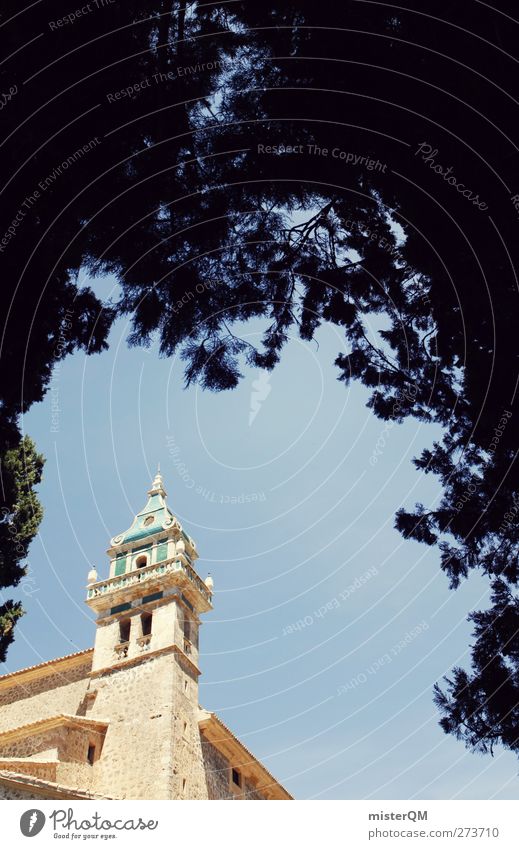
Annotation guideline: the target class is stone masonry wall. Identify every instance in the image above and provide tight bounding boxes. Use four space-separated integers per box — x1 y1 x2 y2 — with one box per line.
201 736 232 799
86 594 210 800
0 609 278 799
0 725 102 763
201 737 267 800
169 656 207 799
0 728 60 760
0 761 56 781
0 783 46 800
0 658 92 733
87 651 179 799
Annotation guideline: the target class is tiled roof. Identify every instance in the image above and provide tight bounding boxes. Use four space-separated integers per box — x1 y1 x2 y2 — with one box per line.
0 713 109 744
0 648 93 687
110 472 177 546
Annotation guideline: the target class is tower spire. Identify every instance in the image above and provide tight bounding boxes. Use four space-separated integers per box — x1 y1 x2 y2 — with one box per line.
148 465 166 497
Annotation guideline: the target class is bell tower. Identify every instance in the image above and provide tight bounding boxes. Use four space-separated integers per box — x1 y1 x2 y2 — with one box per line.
84 470 214 799
86 469 212 676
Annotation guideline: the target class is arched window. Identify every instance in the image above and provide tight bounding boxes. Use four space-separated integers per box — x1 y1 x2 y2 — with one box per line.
135 555 147 569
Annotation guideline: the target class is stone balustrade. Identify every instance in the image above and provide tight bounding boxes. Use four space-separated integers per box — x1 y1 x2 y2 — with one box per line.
86 558 212 606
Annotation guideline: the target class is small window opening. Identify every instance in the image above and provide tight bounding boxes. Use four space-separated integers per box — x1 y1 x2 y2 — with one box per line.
232 768 242 788
183 615 191 641
184 679 188 691
87 744 96 765
141 613 152 636
119 619 131 643
182 778 186 791
135 555 147 569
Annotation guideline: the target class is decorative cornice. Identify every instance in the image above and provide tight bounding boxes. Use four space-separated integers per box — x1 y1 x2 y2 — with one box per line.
106 526 177 556
198 711 293 800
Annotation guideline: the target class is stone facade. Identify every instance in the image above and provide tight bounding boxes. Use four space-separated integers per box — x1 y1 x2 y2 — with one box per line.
83 647 207 799
201 739 264 800
0 653 92 732
0 783 46 800
0 473 292 801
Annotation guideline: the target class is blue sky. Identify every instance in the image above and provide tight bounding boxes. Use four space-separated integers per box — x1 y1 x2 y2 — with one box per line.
5 272 518 799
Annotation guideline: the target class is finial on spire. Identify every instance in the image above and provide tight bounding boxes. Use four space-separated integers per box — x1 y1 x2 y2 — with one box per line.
148 466 167 497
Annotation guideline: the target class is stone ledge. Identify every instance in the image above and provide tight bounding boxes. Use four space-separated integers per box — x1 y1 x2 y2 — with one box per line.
0 713 109 745
0 769 111 800
90 642 201 679
0 759 57 780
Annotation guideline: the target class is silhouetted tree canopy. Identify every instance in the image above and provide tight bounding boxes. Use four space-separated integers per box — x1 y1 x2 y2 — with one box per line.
0 437 43 661
1 1 518 757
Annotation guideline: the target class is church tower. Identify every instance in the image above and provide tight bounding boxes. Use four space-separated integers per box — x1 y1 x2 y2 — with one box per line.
0 471 291 801
83 470 213 799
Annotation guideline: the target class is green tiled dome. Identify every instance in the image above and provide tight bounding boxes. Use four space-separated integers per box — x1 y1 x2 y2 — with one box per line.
110 470 177 546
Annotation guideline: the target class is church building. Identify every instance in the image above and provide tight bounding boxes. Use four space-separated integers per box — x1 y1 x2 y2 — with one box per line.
0 472 292 800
